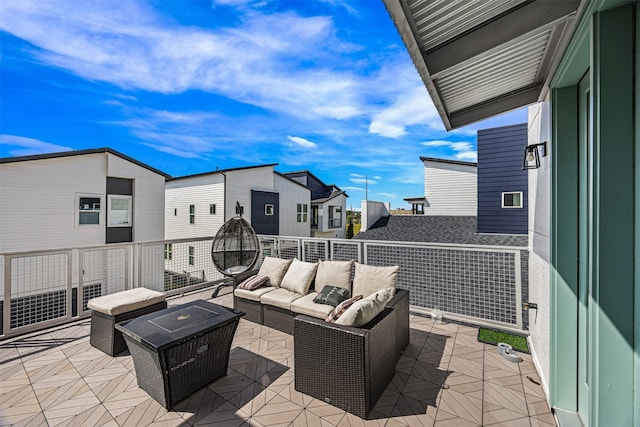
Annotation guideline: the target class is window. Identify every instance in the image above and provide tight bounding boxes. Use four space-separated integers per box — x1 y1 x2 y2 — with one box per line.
108 195 132 226
311 205 319 227
188 246 195 266
502 192 523 208
329 206 342 228
164 244 173 261
78 195 101 225
209 204 216 215
189 204 195 224
265 204 274 216
297 204 308 223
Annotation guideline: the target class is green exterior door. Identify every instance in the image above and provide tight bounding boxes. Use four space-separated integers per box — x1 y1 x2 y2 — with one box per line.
551 3 636 426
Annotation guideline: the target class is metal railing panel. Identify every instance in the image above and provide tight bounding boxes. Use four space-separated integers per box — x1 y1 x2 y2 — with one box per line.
4 250 73 336
363 241 523 329
330 240 362 262
1 235 527 337
302 239 329 263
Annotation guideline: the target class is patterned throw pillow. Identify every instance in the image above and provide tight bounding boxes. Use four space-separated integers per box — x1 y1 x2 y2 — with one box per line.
237 275 270 290
313 285 350 307
325 295 363 323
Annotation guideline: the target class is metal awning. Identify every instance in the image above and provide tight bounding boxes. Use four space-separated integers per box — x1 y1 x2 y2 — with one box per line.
382 0 584 130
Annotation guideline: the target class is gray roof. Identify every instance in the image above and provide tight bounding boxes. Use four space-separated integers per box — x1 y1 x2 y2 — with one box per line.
312 190 347 204
0 147 171 178
420 157 477 167
354 215 527 247
169 163 278 181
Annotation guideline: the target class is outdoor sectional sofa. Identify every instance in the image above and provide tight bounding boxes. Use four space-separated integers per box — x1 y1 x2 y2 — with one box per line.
233 256 410 418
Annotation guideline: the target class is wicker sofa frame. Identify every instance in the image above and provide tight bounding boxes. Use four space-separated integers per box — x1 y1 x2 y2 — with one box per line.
233 269 410 343
294 305 397 418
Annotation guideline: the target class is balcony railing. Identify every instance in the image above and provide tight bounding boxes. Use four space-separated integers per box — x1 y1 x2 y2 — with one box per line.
0 235 527 339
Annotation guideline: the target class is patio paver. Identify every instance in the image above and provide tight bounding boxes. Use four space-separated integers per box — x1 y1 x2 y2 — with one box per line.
0 286 556 426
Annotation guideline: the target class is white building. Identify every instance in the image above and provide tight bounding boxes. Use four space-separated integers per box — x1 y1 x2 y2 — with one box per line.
0 148 169 315
412 157 477 216
282 171 348 239
163 165 312 283
164 164 311 241
0 148 169 253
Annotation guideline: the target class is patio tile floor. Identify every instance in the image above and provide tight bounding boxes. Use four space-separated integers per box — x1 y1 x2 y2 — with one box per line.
0 286 556 426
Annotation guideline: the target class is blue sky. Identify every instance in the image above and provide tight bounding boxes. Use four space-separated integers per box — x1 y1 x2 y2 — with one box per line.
0 0 527 209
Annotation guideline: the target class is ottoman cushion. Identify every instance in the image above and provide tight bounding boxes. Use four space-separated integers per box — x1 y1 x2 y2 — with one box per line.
88 288 166 316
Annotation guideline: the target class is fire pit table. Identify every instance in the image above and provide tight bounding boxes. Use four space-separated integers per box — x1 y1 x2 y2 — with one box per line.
116 300 244 409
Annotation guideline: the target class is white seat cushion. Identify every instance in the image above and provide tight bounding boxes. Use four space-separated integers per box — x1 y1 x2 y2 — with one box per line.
290 293 334 318
352 263 399 298
314 260 353 291
234 286 277 302
280 259 318 295
87 288 165 316
258 257 293 287
260 288 303 310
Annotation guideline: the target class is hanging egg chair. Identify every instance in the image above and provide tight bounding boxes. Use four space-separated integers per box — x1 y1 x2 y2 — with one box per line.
211 203 260 277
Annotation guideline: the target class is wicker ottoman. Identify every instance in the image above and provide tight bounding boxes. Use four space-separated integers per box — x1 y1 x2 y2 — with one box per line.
88 288 167 356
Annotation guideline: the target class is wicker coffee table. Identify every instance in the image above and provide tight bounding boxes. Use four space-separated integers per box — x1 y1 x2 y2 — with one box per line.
116 300 244 409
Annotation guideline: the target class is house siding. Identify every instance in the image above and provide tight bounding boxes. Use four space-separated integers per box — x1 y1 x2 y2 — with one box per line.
526 101 551 397
274 174 310 237
164 174 225 240
423 160 477 216
477 123 529 234
0 152 165 253
314 195 347 239
224 167 275 223
0 154 107 252
251 190 279 235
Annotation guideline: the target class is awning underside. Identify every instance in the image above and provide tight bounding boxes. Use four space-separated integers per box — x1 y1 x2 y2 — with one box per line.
383 0 582 130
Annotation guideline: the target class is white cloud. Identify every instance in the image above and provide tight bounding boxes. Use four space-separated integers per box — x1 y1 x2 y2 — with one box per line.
422 140 450 147
0 135 73 157
377 192 398 200
342 186 365 192
287 136 317 148
455 151 477 161
392 174 421 185
0 1 367 122
421 139 477 162
350 177 377 185
368 86 443 138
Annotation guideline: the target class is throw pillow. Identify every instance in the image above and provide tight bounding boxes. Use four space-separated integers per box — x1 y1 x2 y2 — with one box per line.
352 263 399 298
325 295 363 323
314 260 354 290
334 289 389 327
257 257 293 288
237 274 270 290
313 285 350 307
280 258 318 295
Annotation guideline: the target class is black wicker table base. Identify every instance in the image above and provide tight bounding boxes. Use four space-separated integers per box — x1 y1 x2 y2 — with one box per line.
116 300 244 409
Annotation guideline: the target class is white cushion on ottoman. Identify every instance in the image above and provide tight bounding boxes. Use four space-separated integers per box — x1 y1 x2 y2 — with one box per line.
87 288 166 316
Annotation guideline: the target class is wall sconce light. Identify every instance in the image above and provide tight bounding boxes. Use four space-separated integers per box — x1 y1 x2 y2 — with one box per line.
522 142 547 169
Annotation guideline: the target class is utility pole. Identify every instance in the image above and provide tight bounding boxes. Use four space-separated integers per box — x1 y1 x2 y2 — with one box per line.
365 174 368 201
